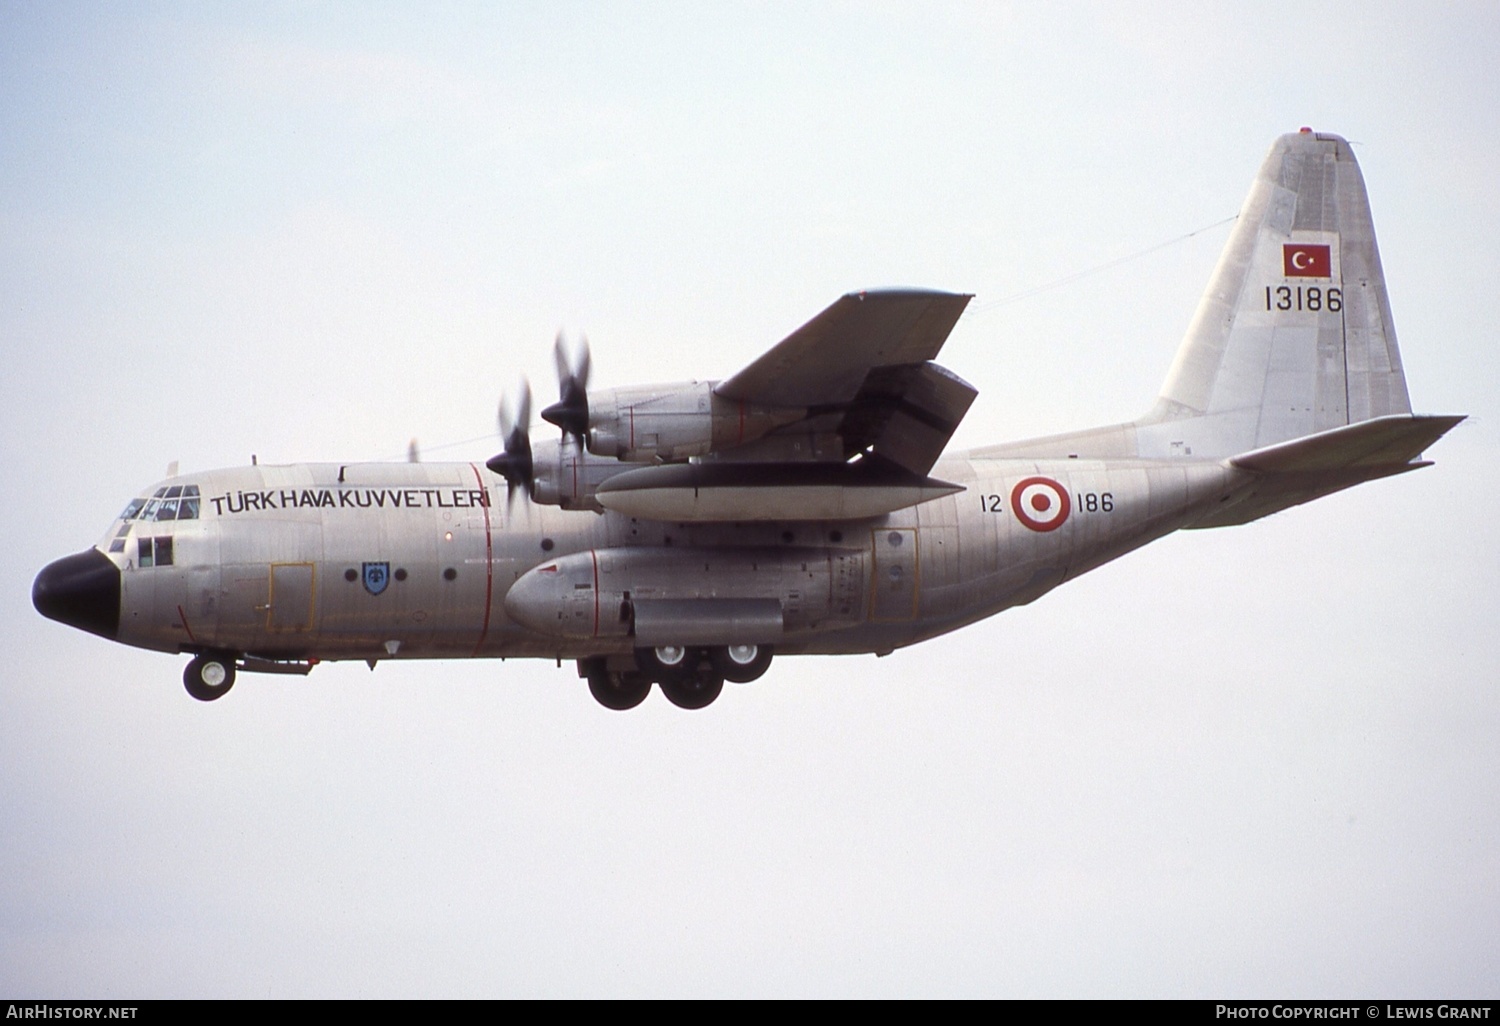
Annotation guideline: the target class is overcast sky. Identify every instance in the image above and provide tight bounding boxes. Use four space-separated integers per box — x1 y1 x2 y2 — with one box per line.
2 1 1497 998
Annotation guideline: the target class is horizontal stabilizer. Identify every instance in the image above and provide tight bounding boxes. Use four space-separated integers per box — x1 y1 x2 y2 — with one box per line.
1230 414 1465 473
1192 413 1464 528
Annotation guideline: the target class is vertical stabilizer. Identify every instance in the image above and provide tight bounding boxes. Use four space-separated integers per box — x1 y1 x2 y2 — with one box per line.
1138 130 1411 459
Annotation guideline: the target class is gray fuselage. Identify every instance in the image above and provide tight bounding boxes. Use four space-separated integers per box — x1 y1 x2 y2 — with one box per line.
99 453 1248 664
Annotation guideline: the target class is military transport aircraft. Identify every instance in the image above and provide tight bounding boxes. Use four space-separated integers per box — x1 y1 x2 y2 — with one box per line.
33 129 1463 710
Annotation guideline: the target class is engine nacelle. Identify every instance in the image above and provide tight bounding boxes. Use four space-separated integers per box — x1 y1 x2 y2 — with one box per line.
528 436 644 512
503 546 868 643
586 381 803 461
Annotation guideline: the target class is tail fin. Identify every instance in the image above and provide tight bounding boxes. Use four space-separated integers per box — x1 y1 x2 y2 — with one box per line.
1138 129 1411 457
971 129 1461 485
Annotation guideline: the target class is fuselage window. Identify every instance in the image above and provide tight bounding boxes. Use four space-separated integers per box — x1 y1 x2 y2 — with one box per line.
137 536 174 567
119 498 147 520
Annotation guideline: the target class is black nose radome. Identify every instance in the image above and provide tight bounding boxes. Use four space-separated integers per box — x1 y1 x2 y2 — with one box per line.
33 549 120 641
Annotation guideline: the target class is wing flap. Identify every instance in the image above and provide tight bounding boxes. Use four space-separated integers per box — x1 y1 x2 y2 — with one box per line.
865 362 979 474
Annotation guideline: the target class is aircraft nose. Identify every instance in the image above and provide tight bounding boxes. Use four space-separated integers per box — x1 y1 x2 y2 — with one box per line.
33 549 121 641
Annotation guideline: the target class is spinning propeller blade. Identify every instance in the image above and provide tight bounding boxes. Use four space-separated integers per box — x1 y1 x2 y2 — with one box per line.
485 378 534 506
541 331 591 446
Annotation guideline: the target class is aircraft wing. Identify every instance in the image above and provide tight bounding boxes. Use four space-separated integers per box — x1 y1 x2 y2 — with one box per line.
718 288 972 406
715 289 977 475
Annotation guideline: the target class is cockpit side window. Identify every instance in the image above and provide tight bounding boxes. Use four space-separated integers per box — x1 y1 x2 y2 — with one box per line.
137 536 173 568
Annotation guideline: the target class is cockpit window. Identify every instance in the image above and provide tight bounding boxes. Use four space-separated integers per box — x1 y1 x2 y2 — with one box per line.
122 485 199 521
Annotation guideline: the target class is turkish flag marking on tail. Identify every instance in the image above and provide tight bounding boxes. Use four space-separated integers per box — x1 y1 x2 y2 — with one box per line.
1283 243 1332 278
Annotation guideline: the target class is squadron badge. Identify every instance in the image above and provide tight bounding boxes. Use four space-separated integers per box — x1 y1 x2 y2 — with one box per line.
362 561 390 596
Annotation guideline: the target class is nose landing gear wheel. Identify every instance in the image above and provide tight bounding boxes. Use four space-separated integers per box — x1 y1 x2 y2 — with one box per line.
585 663 652 711
183 652 237 702
658 671 724 710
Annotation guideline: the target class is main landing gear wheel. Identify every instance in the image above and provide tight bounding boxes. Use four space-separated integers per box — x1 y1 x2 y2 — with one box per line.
710 644 773 683
183 652 237 702
658 671 724 710
634 644 695 681
585 661 652 711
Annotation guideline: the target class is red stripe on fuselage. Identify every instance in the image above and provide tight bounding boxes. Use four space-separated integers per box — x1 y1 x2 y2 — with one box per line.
177 604 198 645
469 464 494 655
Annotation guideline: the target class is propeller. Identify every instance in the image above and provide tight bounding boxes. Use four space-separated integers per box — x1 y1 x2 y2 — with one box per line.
541 331 591 446
485 378 534 505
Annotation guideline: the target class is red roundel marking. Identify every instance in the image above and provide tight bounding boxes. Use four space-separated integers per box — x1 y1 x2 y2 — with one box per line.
1011 477 1070 532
